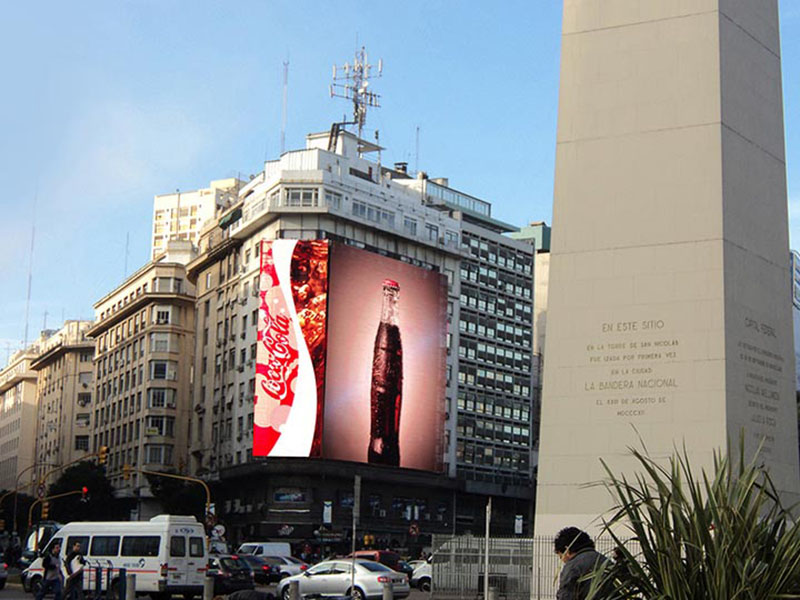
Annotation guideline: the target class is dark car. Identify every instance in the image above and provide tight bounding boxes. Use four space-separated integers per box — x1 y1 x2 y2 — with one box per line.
207 555 255 595
239 555 280 584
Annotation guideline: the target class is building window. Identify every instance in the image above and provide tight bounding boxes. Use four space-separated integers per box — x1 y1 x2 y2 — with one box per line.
285 188 319 207
403 217 417 236
148 388 176 408
150 361 177 381
154 306 172 325
426 223 439 241
145 444 174 465
75 436 90 451
325 190 342 209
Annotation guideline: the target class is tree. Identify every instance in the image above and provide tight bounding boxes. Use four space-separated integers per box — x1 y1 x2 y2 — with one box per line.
588 441 800 599
144 471 205 520
46 461 120 522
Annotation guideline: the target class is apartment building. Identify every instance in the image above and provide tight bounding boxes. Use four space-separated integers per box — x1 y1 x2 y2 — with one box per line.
86 241 196 513
151 178 243 259
30 321 95 482
184 129 537 544
0 338 48 492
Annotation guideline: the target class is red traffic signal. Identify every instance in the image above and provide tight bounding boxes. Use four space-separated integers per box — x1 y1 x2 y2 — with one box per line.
81 486 89 501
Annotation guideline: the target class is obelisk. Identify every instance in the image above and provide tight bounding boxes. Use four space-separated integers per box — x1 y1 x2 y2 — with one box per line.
535 0 799 535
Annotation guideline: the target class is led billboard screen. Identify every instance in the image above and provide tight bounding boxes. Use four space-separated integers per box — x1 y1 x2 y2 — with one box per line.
254 239 446 471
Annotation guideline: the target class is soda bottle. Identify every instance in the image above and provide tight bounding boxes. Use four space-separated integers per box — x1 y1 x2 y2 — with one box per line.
368 279 403 466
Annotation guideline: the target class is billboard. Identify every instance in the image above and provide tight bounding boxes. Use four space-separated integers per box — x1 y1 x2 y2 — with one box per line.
254 239 446 471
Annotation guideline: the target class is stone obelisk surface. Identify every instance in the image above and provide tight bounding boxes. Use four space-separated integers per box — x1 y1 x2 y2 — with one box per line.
535 1 799 535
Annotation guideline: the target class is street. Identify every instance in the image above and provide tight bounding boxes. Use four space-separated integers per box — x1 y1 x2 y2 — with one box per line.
0 579 431 600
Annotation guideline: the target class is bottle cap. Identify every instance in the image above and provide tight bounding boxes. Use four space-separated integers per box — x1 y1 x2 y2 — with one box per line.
382 279 400 290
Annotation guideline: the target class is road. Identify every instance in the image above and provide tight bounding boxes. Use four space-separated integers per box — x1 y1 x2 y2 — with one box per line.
0 579 430 600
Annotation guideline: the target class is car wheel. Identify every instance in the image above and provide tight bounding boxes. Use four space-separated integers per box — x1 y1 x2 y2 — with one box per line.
349 587 365 600
31 576 42 597
419 578 431 592
281 587 291 600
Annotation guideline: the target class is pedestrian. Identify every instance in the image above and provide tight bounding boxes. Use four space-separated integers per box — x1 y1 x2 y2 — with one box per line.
64 541 86 600
36 542 63 600
554 527 607 600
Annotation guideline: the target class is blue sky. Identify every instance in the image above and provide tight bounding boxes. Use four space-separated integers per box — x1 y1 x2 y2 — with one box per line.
1 2 799 353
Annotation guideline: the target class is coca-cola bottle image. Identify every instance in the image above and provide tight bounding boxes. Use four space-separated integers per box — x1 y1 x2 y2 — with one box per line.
368 279 403 466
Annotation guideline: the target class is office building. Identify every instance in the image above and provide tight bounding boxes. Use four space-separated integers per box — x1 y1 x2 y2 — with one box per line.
30 320 95 483
86 241 197 515
185 129 536 545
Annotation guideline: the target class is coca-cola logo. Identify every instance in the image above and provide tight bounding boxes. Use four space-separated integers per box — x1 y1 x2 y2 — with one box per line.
257 300 298 404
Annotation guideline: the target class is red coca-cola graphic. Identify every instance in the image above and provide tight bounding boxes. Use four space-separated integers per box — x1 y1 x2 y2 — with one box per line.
368 279 403 466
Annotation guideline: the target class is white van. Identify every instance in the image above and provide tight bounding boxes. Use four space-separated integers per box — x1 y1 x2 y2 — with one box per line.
236 542 291 557
26 515 207 599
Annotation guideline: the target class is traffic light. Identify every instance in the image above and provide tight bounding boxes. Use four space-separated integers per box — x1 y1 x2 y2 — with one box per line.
41 501 50 519
123 464 133 480
81 486 89 502
98 446 108 465
0 519 6 531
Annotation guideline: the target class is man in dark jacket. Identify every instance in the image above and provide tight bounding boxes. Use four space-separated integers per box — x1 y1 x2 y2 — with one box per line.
554 527 607 600
35 542 63 600
64 541 86 600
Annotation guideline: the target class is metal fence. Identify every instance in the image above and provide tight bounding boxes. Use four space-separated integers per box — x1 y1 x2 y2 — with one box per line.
430 535 633 600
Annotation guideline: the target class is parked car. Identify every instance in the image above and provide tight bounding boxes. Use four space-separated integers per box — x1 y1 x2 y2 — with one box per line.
238 555 280 584
207 555 255 595
394 561 414 577
262 555 309 579
277 559 409 600
411 561 431 591
236 542 292 557
349 550 406 573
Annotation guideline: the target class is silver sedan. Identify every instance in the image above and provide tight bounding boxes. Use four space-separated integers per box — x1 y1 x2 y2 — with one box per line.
277 559 409 600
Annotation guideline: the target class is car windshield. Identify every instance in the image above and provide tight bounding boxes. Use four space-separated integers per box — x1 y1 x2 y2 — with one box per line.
239 545 257 553
358 561 392 572
307 562 334 575
221 558 248 571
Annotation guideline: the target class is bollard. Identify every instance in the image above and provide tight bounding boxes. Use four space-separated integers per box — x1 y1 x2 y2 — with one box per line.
487 586 497 600
382 580 393 600
118 568 127 600
289 579 300 600
203 576 215 600
125 573 136 600
95 566 103 599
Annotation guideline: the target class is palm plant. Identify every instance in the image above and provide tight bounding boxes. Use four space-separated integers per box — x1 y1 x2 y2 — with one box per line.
587 440 800 599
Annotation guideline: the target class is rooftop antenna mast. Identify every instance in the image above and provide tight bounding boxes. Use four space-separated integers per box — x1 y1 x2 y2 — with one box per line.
330 46 383 140
281 60 289 155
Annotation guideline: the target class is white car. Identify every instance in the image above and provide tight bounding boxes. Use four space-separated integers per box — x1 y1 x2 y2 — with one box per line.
262 555 309 579
410 561 431 591
277 559 409 600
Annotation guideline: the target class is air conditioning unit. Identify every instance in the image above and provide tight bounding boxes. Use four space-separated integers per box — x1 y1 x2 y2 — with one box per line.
237 365 244 373
240 332 246 339
239 298 247 306
216 340 222 348
247 360 254 368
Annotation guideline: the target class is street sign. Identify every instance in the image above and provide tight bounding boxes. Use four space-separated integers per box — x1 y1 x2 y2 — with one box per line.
514 514 523 535
37 484 45 499
323 500 333 525
211 524 226 539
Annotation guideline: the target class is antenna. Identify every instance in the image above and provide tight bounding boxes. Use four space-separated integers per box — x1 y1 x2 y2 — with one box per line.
415 126 420 175
331 46 383 140
23 187 37 349
281 60 289 155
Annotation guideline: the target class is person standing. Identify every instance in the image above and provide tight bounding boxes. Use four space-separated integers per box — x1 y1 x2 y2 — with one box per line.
64 541 86 600
554 527 607 600
36 542 63 600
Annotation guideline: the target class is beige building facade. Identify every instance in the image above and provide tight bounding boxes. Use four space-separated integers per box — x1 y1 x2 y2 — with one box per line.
30 321 95 483
535 1 799 535
0 341 47 493
151 178 242 259
87 242 196 508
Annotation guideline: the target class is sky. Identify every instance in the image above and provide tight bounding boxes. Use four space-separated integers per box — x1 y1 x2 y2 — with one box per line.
1 2 800 355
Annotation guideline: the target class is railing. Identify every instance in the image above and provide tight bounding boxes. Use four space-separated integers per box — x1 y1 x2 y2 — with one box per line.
430 535 638 600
